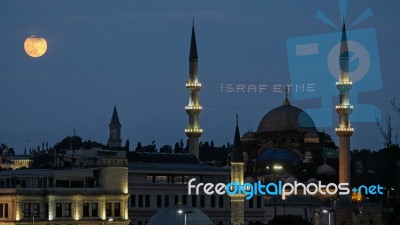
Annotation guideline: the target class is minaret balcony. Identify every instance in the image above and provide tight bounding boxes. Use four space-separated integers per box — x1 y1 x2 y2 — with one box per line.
186 82 202 88
185 128 203 134
335 105 353 109
335 127 354 132
185 106 202 110
336 81 352 86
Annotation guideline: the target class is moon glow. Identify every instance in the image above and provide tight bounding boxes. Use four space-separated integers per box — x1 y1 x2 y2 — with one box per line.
24 36 47 58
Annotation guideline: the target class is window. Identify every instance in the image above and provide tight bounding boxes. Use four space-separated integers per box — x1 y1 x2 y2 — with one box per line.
257 196 262 208
145 195 150 208
219 196 224 208
83 203 90 217
131 195 136 208
24 203 31 218
211 195 216 208
182 195 187 205
64 203 71 217
138 195 143 208
174 195 179 205
191 196 197 207
106 203 112 217
33 203 39 216
164 195 169 208
114 203 120 217
249 197 253 208
200 195 205 208
56 203 62 217
92 203 98 217
155 176 168 184
0 203 7 218
157 195 162 208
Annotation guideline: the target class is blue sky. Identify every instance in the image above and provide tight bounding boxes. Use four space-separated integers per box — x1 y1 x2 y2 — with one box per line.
0 1 399 153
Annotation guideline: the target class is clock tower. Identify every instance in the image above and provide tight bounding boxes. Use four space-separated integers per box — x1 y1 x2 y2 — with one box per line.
108 106 122 148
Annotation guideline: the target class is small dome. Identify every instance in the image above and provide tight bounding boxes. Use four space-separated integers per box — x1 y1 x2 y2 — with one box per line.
316 164 336 176
367 169 375 174
284 176 297 184
147 205 214 225
355 161 363 169
306 178 318 184
257 148 301 163
244 177 256 184
257 101 316 133
242 131 256 141
303 151 313 163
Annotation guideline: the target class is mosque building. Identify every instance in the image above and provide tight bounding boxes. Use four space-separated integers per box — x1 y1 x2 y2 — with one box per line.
239 87 339 186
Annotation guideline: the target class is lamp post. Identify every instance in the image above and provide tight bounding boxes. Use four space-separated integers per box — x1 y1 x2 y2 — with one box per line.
386 187 395 207
322 209 334 225
177 209 193 225
103 217 113 225
272 164 282 217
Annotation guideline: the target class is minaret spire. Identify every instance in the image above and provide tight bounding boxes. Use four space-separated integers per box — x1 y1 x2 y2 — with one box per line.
229 115 245 225
108 105 122 149
185 22 202 160
336 21 354 185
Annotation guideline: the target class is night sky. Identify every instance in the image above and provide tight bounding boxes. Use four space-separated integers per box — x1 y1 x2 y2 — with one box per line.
0 1 399 153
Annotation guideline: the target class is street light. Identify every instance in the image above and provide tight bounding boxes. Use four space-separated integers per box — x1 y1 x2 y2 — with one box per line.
272 164 282 218
322 209 334 225
103 217 113 225
385 187 395 207
177 209 193 225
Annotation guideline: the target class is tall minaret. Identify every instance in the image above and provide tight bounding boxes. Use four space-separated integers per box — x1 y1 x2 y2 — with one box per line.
108 106 122 148
185 22 202 160
230 115 245 225
335 22 354 184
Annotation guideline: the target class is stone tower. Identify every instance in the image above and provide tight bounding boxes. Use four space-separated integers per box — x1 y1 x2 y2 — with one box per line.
108 106 122 148
185 22 203 160
335 22 354 184
230 115 245 225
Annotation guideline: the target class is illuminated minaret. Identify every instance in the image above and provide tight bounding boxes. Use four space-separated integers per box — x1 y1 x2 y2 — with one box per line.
185 22 202 160
335 22 354 184
230 115 245 225
108 106 122 148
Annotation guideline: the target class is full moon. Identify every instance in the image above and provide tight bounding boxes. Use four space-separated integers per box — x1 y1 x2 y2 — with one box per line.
24 35 47 58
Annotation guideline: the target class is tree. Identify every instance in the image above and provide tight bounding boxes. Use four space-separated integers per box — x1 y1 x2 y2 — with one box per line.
392 97 400 115
159 145 173 153
376 114 393 148
124 140 130 151
135 142 143 152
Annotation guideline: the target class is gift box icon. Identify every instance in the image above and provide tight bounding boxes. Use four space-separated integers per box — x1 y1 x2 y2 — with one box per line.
286 26 382 128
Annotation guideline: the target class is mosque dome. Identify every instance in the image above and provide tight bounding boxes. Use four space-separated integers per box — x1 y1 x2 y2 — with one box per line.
242 131 256 141
147 205 214 225
257 97 316 133
306 178 318 184
244 176 256 184
257 148 301 163
316 164 337 176
284 176 297 184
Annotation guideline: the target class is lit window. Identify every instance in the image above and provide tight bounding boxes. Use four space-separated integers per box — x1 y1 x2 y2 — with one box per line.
114 203 120 217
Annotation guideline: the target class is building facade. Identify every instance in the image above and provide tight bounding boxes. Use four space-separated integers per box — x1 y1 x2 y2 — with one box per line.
0 159 129 225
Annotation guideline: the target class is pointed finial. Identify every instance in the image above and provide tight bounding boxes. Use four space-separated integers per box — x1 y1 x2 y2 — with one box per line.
236 113 239 126
282 84 291 106
192 18 194 26
285 84 289 99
